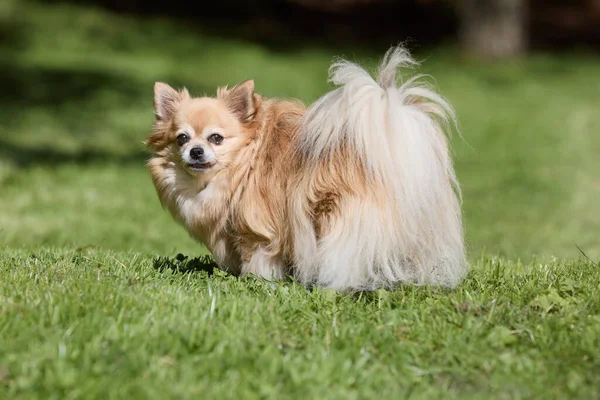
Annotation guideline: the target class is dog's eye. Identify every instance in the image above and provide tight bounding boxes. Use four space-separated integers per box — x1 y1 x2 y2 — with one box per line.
208 133 224 145
176 133 190 146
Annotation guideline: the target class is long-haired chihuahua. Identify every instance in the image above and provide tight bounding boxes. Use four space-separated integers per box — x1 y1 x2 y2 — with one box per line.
146 46 467 291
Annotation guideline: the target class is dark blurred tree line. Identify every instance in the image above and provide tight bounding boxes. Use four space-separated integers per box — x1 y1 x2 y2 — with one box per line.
291 0 599 58
292 0 529 58
48 0 600 58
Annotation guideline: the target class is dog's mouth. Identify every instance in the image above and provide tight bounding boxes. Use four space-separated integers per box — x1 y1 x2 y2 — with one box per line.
186 162 215 171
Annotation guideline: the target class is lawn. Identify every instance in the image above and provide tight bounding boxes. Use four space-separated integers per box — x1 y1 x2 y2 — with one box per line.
1 1 599 398
2 249 599 399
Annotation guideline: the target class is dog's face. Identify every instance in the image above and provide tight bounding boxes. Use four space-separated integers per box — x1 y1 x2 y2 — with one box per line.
147 80 259 179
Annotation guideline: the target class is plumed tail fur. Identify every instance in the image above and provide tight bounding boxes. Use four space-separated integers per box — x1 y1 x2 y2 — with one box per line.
292 46 467 290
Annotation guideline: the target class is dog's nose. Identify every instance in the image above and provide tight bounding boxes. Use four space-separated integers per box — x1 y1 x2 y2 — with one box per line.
189 147 204 160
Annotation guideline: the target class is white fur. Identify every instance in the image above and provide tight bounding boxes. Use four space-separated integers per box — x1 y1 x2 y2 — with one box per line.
242 248 287 281
291 46 467 290
155 162 242 274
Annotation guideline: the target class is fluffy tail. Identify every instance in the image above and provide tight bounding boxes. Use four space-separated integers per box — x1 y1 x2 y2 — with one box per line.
292 46 467 290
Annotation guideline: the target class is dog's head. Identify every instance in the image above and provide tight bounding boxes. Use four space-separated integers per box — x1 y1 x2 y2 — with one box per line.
146 80 260 178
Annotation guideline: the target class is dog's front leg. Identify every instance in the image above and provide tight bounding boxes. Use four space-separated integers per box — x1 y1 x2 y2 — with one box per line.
240 247 287 281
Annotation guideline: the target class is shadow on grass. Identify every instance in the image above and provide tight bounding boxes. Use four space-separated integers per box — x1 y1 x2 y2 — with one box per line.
153 253 220 276
0 61 144 108
0 139 149 168
0 59 214 110
0 60 213 168
0 60 209 114
150 254 452 299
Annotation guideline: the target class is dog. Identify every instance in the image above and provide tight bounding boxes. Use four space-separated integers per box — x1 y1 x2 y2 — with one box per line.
146 46 467 291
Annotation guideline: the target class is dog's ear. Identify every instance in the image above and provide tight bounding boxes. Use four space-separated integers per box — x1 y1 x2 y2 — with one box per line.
222 80 258 122
154 82 189 121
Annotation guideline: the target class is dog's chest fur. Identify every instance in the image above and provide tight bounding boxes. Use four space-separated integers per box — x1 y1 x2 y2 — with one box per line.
153 162 242 272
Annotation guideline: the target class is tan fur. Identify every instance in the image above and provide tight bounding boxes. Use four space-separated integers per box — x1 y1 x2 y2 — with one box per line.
146 47 467 290
146 84 443 281
147 81 308 278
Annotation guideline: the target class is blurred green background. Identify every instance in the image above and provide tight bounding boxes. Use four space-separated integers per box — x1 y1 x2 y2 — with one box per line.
1 0 599 260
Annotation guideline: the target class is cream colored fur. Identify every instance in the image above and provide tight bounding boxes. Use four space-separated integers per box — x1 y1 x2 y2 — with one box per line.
146 46 467 291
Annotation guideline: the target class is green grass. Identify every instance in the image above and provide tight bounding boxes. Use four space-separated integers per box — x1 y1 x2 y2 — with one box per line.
1 1 600 398
1 249 599 399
